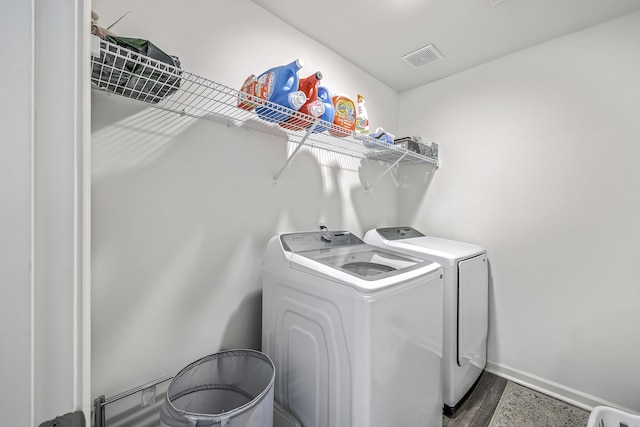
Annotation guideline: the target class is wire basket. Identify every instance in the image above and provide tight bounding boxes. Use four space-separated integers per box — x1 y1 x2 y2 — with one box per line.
587 406 640 427
91 37 182 104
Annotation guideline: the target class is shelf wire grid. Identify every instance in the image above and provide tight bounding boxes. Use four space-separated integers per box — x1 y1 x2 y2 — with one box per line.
90 38 438 167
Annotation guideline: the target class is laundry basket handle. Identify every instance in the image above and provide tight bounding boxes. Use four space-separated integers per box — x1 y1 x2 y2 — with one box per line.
185 414 231 427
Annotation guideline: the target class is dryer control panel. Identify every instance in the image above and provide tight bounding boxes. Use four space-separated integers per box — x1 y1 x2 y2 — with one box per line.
376 227 425 240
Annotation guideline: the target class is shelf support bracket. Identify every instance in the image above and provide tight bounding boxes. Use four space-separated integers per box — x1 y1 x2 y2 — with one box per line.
364 151 408 191
273 118 321 184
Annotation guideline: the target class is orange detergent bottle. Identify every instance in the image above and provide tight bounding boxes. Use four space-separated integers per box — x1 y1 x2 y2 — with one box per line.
280 71 325 131
328 94 356 137
237 74 258 110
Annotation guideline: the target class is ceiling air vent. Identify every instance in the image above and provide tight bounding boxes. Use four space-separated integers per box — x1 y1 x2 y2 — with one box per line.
401 44 444 69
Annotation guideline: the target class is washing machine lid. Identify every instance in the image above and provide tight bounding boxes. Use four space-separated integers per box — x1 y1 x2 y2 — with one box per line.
369 227 485 263
280 231 438 288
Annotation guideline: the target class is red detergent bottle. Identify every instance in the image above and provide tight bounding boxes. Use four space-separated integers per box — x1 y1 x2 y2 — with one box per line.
280 71 324 131
254 59 306 123
312 86 335 133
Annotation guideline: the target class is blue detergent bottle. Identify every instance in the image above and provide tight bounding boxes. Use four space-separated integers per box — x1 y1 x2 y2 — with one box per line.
312 86 335 133
254 59 306 123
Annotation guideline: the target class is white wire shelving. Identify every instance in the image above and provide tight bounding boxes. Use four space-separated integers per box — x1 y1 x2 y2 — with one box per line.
90 35 439 184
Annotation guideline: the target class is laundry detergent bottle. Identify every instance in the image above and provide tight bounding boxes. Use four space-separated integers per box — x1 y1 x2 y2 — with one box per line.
312 85 335 133
328 94 355 137
280 71 324 131
254 59 306 123
355 93 369 134
237 74 258 110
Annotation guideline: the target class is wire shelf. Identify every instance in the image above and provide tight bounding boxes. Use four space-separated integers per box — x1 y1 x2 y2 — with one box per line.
90 36 439 179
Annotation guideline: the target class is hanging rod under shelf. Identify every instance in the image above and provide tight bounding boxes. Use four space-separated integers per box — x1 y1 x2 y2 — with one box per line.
90 35 439 181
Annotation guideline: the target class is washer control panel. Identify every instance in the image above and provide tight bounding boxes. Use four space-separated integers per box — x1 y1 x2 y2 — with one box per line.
281 231 363 252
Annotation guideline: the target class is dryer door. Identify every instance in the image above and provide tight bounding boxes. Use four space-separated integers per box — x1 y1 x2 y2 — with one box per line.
457 254 488 367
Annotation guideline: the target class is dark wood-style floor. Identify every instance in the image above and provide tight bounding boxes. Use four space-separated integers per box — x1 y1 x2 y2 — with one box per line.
443 371 508 427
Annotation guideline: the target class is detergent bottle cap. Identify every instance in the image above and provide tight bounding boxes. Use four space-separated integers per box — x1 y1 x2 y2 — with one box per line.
288 91 307 110
295 58 304 69
315 71 323 80
308 100 326 117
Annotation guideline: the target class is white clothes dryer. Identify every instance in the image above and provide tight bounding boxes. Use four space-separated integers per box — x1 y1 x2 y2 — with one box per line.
364 227 488 416
262 230 444 427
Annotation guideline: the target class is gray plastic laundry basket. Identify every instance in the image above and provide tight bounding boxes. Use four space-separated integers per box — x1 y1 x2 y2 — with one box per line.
160 350 275 427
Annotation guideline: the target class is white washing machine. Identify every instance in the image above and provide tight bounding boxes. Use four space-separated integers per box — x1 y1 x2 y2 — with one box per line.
364 227 488 416
262 230 444 427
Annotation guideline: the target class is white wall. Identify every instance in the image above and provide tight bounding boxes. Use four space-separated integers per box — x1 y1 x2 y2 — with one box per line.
398 10 640 412
1 2 35 424
91 0 401 398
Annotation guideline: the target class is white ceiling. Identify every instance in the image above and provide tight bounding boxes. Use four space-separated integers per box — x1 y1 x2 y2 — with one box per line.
251 0 640 92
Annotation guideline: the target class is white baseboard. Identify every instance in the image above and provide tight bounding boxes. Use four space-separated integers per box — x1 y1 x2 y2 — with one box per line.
485 360 637 414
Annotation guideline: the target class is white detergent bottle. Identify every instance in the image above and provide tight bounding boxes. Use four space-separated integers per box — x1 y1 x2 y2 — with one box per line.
355 93 369 134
